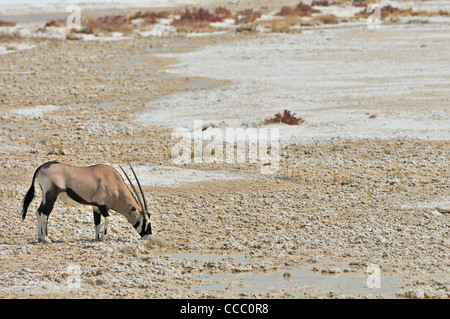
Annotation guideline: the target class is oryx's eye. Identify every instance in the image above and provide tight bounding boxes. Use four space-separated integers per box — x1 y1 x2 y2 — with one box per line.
129 205 136 212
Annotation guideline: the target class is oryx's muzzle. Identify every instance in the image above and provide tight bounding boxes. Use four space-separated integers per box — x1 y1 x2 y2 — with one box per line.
135 215 152 237
119 163 152 237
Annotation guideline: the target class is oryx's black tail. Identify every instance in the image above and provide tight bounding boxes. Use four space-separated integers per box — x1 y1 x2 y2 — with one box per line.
22 161 59 220
21 168 39 221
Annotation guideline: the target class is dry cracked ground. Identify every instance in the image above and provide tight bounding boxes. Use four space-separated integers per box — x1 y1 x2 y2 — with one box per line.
0 19 449 298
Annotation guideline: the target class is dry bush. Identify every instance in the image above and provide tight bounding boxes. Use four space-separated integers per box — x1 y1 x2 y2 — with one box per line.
277 6 297 17
263 110 305 126
0 19 16 27
277 2 321 17
311 1 330 6
234 8 262 24
129 10 170 25
414 10 449 17
380 5 413 19
258 16 303 33
172 7 231 32
215 6 232 20
174 7 223 26
44 20 61 27
76 14 133 35
0 33 23 42
355 5 414 20
315 14 340 24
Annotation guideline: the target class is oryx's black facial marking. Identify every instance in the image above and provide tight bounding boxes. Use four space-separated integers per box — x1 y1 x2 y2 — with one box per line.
132 212 152 237
140 214 152 237
146 221 152 236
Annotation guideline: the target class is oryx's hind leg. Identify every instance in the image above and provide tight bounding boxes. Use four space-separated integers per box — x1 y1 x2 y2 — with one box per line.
36 191 57 244
93 206 110 241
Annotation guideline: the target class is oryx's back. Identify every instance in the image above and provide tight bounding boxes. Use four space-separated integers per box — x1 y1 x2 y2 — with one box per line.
39 163 125 205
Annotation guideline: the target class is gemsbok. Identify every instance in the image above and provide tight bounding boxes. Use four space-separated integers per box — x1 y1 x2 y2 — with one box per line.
21 161 152 243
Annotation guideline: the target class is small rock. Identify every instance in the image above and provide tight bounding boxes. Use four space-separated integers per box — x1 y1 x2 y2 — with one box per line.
312 266 322 272
283 271 291 281
95 279 104 286
66 34 81 41
328 267 341 274
437 206 450 214
430 210 442 217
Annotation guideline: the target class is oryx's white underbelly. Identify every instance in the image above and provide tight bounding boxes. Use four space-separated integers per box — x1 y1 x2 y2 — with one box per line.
58 192 83 206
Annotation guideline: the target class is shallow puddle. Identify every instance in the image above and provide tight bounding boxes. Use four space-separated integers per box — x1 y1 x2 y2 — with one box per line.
160 251 401 298
193 267 401 298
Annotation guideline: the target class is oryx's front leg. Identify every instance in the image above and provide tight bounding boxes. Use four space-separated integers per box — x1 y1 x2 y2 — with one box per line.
93 206 110 241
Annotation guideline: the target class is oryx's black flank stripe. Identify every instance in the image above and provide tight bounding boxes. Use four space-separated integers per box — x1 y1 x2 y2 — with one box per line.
65 188 95 206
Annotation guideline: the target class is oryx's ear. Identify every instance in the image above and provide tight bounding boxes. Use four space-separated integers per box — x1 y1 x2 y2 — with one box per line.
129 205 136 212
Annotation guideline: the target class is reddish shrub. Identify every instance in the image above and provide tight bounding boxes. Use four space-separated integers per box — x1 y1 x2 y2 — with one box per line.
264 110 305 126
380 5 413 18
295 2 321 16
276 2 321 17
311 1 330 6
355 5 413 19
215 7 232 20
0 33 22 42
0 19 16 27
173 7 231 30
234 9 262 23
130 10 170 24
277 6 297 17
175 7 223 25
76 14 133 34
45 20 60 27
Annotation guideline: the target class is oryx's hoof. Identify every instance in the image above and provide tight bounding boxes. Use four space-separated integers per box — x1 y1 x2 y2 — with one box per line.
38 237 52 244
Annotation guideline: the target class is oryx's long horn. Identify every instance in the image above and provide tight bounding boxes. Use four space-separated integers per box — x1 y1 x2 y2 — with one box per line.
128 162 148 213
119 164 144 211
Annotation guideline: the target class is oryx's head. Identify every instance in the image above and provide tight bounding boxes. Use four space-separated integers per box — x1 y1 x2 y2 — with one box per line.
119 163 152 238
